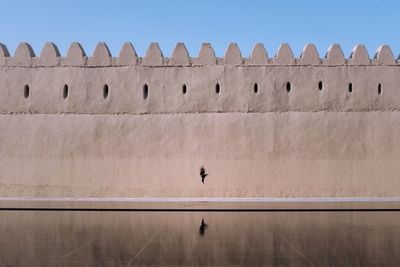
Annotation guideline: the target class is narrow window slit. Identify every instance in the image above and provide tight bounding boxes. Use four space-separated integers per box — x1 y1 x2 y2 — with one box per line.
378 83 382 95
253 83 258 94
182 84 187 95
103 84 109 99
215 83 220 94
63 84 69 99
348 83 353 93
318 81 323 91
286 82 291 93
143 84 149 100
24 85 29 99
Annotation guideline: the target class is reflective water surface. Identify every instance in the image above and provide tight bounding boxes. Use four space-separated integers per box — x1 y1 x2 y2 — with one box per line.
0 211 400 266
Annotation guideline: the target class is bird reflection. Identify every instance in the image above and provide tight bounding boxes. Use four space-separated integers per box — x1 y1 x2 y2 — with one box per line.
199 218 208 236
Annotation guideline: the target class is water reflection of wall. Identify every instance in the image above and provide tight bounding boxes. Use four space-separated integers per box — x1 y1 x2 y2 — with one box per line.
0 211 399 265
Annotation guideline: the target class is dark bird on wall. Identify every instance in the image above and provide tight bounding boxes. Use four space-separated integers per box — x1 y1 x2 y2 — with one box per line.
200 167 208 184
199 218 208 236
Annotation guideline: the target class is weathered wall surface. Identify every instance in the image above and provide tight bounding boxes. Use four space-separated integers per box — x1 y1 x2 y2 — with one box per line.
0 41 400 197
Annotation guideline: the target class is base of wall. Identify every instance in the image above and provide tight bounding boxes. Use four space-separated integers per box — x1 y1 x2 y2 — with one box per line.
1 198 400 210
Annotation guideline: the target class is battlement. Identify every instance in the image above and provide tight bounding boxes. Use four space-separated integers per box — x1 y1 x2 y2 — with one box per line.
0 42 400 114
0 42 398 67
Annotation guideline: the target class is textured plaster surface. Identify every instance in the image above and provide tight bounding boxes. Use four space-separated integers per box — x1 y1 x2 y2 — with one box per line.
1 112 399 197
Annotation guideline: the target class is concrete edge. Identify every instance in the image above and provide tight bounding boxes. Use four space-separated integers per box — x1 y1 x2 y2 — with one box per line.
1 198 400 210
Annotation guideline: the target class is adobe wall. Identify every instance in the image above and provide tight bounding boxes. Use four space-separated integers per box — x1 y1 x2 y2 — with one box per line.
0 41 400 198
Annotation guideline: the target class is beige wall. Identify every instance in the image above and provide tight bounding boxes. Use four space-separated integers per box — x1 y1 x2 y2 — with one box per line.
0 42 399 197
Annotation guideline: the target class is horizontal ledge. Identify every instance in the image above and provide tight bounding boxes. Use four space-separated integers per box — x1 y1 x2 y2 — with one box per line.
2 197 400 202
1 197 400 210
2 110 400 115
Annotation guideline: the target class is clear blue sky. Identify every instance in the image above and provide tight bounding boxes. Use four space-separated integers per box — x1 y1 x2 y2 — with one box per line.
0 0 398 58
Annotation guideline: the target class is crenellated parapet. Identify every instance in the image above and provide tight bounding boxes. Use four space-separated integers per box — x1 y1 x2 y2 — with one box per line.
0 42 398 66
0 42 400 114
